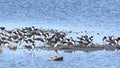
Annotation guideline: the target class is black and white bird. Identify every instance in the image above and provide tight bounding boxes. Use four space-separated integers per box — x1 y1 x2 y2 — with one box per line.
0 27 5 33
24 43 35 56
102 36 108 45
108 36 119 46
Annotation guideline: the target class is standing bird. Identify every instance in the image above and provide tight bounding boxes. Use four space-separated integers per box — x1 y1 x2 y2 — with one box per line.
87 36 93 46
0 27 5 33
66 37 75 48
103 36 107 45
24 43 35 56
53 42 61 56
109 36 118 46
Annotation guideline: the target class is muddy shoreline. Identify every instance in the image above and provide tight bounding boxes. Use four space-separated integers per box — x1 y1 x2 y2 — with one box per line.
35 44 120 52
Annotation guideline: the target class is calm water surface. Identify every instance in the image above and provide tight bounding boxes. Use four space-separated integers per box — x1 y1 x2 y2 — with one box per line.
0 48 120 68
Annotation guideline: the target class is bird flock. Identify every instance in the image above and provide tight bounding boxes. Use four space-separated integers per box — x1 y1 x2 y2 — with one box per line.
0 26 120 52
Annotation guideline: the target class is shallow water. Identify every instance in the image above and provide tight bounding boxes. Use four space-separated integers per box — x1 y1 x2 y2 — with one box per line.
0 48 120 68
